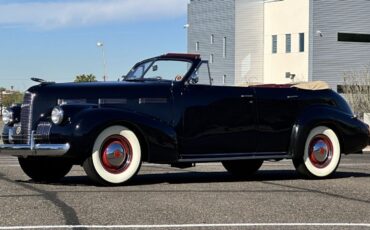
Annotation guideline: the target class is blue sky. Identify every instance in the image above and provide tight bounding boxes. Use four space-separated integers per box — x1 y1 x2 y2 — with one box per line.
0 0 188 91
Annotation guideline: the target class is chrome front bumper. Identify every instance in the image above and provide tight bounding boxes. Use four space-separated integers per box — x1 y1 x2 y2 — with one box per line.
0 132 70 157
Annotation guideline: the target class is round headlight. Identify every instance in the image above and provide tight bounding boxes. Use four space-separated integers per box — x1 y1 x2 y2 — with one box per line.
2 109 14 125
51 107 64 125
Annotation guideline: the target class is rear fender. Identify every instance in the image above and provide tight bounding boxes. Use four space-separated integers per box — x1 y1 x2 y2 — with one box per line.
289 105 369 158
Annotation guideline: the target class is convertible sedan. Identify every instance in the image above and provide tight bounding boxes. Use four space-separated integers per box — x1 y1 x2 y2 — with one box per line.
1 53 369 185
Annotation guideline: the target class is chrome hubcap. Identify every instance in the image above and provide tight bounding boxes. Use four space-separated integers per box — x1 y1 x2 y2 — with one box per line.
104 142 127 167
309 135 333 168
101 136 132 174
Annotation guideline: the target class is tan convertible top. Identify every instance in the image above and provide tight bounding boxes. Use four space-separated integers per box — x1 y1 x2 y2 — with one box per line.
291 81 330 90
237 81 330 90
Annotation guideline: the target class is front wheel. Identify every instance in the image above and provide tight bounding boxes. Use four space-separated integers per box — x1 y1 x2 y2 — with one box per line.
222 160 263 177
293 126 341 179
18 157 72 183
83 126 142 186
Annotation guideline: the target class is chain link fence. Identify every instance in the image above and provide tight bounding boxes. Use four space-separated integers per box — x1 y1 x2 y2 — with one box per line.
341 65 370 121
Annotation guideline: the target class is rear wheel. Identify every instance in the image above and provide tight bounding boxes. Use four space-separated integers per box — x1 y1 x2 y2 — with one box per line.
293 126 341 178
18 157 72 183
222 160 263 177
83 126 142 186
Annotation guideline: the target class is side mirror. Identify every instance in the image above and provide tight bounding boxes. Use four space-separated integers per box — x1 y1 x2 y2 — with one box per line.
152 65 158 72
191 74 199 84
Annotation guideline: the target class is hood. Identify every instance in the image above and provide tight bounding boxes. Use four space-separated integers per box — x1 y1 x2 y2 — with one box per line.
24 81 174 129
27 81 173 105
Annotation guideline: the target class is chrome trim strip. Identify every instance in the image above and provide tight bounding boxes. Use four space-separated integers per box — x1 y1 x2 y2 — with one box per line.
287 95 299 99
58 99 87 105
98 98 127 105
138 98 168 104
241 95 254 98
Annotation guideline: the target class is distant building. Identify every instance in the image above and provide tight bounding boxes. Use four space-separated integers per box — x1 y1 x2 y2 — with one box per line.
187 0 370 89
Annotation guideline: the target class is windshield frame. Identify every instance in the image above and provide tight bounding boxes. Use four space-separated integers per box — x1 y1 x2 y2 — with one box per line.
124 57 196 82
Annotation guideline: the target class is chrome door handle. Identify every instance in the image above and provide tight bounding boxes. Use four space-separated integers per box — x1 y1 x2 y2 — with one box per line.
287 95 298 99
241 95 254 98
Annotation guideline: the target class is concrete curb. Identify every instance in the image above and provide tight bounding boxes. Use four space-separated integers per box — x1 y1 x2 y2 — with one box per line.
363 146 370 154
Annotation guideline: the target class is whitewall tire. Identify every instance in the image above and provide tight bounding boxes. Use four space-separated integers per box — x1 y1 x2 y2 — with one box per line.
83 126 142 185
294 126 341 178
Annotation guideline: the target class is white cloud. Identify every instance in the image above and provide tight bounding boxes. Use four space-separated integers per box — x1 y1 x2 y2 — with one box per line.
0 0 188 29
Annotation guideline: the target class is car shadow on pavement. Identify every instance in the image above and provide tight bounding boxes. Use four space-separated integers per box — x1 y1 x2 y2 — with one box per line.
129 170 370 186
16 170 370 187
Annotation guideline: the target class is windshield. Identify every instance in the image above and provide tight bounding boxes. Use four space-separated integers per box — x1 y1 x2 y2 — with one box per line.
125 60 191 81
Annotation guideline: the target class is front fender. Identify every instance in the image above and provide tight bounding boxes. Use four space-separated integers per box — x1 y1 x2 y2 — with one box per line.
65 107 178 163
290 105 369 158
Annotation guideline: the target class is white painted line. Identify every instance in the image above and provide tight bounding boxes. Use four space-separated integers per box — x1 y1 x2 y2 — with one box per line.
339 163 370 166
0 223 369 229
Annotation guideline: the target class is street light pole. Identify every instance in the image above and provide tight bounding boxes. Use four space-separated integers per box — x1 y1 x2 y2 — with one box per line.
0 90 3 116
97 42 108 82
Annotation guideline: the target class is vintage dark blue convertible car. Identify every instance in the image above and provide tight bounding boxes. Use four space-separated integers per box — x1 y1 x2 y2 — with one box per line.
1 53 369 185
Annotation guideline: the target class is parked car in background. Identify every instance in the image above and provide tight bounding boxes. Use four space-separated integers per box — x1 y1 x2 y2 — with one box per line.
0 53 369 185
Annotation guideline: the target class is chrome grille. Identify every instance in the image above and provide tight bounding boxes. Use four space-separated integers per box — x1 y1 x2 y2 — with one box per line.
35 122 52 141
20 92 34 144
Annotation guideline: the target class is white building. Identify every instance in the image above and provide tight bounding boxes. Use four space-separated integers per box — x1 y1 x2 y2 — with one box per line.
188 0 370 90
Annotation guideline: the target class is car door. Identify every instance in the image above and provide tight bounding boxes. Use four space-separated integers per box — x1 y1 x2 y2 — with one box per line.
173 62 257 157
254 87 299 153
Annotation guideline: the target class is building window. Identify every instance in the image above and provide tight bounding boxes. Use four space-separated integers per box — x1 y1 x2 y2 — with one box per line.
286 34 291 53
211 34 214 44
272 35 277 54
210 54 214 64
299 33 305 52
338 33 370 43
195 42 199 51
223 37 227 58
223 75 227 85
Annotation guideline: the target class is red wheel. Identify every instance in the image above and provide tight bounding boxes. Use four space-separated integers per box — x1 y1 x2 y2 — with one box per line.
100 135 133 174
308 134 333 169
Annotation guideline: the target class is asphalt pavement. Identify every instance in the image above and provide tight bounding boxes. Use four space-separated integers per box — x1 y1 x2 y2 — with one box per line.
0 154 369 230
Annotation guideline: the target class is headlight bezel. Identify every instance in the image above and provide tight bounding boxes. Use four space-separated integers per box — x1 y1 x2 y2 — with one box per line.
51 106 64 125
2 108 14 125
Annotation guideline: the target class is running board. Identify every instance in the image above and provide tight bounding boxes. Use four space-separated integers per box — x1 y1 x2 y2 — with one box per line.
178 152 291 163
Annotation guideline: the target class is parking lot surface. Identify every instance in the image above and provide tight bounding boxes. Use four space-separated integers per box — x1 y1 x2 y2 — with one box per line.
0 152 369 229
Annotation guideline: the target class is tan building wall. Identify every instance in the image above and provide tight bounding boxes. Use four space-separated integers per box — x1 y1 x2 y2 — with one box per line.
235 0 264 85
264 0 310 84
